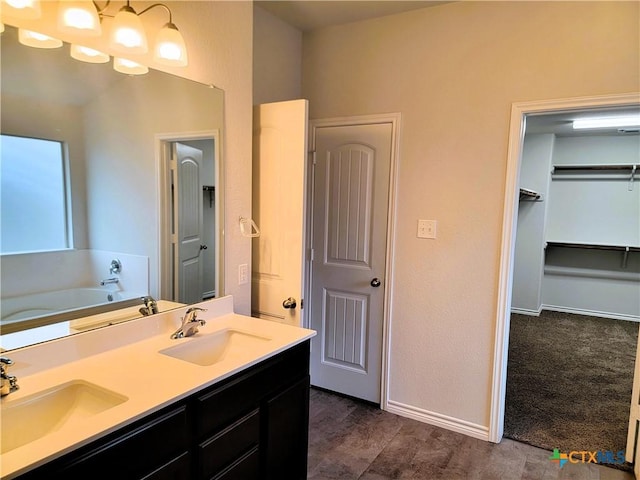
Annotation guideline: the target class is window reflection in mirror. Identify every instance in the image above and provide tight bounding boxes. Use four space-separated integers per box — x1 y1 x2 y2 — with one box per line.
1 134 70 254
0 25 224 351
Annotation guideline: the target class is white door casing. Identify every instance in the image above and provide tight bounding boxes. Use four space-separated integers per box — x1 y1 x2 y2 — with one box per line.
252 100 309 327
309 121 393 404
491 93 640 443
174 142 204 305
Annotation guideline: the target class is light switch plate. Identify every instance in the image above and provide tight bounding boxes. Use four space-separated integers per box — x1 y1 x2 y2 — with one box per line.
417 219 437 239
238 263 249 285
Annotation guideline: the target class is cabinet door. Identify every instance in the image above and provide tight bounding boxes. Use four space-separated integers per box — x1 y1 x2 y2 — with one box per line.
264 375 310 480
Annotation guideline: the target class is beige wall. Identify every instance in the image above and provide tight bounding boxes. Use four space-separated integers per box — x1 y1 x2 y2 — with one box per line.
302 1 639 430
3 1 254 313
253 5 302 105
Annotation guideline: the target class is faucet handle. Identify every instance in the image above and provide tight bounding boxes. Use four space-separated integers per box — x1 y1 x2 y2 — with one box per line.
0 357 13 372
185 307 207 315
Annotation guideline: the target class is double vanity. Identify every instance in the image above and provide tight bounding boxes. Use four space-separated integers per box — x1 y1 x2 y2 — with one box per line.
0 296 316 479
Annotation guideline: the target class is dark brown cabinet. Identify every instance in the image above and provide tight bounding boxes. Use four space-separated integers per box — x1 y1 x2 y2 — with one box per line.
16 340 310 480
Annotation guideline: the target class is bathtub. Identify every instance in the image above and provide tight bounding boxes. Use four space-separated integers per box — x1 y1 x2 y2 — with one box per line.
1 288 139 325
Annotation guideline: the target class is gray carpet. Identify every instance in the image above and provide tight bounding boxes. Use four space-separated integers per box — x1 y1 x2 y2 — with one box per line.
504 311 638 470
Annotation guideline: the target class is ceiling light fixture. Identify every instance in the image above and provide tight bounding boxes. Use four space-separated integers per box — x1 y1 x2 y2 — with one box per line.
573 115 640 130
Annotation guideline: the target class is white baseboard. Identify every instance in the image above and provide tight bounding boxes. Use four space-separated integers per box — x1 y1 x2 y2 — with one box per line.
385 399 490 442
541 304 639 323
510 307 541 316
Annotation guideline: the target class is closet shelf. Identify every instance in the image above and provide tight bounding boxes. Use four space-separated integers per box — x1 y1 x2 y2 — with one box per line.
519 187 541 201
546 241 640 269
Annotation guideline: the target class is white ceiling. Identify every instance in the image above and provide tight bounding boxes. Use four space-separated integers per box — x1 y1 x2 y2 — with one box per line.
256 0 451 32
525 106 640 137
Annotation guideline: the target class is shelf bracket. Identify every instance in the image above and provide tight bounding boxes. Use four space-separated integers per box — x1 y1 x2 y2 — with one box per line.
622 246 630 269
629 165 637 191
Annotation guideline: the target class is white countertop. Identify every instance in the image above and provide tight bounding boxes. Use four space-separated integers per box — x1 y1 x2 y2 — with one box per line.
0 296 316 479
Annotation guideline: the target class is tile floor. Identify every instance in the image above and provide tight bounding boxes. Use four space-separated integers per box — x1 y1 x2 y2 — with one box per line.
307 388 635 480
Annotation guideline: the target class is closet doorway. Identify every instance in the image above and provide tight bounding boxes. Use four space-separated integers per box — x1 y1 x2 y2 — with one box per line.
490 94 640 457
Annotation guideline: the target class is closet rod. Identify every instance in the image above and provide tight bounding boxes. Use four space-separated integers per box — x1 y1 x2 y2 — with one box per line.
546 241 640 253
552 163 639 172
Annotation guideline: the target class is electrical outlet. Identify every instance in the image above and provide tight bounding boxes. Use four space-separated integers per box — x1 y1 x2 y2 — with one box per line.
417 219 437 239
238 263 249 285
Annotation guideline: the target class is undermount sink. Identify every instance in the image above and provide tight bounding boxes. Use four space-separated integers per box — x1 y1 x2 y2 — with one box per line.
1 380 127 454
159 329 272 366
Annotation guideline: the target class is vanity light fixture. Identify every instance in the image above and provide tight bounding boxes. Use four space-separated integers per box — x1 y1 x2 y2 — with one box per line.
70 44 110 63
573 114 640 130
113 56 148 75
58 1 102 36
18 28 63 48
4 0 189 72
109 2 148 54
1 0 41 19
153 19 188 66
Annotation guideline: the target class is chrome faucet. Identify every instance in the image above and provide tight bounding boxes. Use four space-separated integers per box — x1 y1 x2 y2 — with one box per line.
170 307 207 339
100 277 119 286
1 357 19 396
139 296 159 316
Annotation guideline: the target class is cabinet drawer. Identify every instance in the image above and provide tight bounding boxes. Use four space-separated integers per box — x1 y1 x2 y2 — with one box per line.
199 409 260 479
195 341 309 437
212 447 259 480
58 406 189 479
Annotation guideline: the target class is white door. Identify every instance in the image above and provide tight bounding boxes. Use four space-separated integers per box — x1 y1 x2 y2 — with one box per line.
174 142 204 304
251 100 309 326
626 323 640 475
310 122 392 403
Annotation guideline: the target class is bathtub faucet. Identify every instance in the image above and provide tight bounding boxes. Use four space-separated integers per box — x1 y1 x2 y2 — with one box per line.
100 277 119 286
139 296 158 316
1 357 19 396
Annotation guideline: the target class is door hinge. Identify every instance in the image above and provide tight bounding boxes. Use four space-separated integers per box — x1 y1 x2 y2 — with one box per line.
309 150 317 165
309 248 315 262
301 298 304 309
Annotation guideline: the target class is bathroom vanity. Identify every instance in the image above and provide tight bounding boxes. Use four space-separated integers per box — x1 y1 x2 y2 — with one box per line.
0 296 315 479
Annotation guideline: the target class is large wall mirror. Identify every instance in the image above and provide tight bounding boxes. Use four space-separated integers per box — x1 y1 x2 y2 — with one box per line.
0 25 225 350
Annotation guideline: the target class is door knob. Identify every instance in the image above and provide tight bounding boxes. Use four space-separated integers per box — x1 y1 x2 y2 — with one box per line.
282 297 297 309
370 278 381 288
200 244 208 250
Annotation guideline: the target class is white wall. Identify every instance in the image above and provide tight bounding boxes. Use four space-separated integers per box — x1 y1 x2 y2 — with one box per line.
302 1 639 433
253 5 302 105
3 1 254 314
512 134 554 314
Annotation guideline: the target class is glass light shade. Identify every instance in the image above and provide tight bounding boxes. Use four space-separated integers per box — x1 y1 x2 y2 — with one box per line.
58 1 101 36
70 44 109 63
18 29 62 48
109 6 148 54
113 57 148 75
2 0 41 19
154 23 188 67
